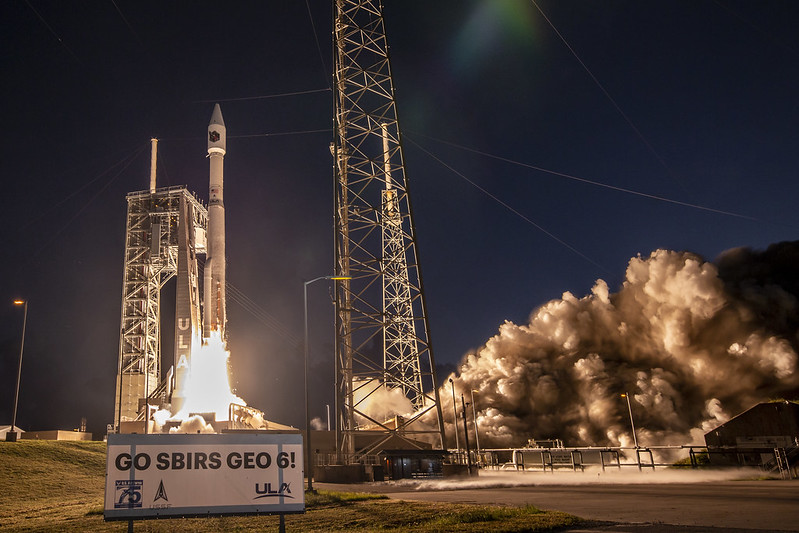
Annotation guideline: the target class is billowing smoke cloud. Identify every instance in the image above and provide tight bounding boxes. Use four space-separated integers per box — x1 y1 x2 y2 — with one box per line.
354 379 415 425
445 244 799 449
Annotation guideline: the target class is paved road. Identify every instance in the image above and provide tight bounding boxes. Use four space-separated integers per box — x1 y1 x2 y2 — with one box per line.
317 473 799 532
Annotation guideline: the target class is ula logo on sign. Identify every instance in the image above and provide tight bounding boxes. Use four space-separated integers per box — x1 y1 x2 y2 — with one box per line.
254 482 293 499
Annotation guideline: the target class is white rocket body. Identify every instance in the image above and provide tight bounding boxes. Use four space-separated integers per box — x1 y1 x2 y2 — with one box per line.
204 103 227 339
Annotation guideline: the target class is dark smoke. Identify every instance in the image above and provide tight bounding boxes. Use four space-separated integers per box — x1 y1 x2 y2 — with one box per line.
444 243 799 449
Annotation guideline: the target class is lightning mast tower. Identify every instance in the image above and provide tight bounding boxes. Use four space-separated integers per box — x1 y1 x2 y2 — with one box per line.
332 0 446 460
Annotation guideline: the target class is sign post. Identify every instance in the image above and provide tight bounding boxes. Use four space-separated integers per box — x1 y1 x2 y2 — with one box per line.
104 432 304 522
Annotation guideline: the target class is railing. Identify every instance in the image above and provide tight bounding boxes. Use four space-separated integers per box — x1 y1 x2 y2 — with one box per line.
762 447 798 479
478 445 699 472
316 453 382 466
315 444 798 477
228 403 267 430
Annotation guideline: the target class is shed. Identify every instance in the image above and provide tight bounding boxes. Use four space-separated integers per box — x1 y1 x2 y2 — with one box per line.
704 401 799 475
379 449 446 479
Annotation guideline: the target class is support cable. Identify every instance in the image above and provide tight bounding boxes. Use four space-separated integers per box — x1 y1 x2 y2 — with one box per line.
109 0 144 46
407 132 759 222
161 128 331 142
230 128 331 139
404 135 609 274
24 0 82 64
28 143 147 262
195 89 331 104
530 0 688 195
305 0 332 89
196 258 300 347
22 143 150 231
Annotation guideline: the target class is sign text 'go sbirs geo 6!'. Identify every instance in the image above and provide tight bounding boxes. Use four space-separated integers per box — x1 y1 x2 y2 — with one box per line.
104 432 304 521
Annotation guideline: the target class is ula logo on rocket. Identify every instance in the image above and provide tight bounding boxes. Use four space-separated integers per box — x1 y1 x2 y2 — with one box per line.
209 131 220 142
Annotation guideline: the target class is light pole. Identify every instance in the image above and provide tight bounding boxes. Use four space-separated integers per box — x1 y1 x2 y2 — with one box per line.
470 389 481 463
304 276 349 492
460 394 472 475
7 300 28 442
621 392 639 448
448 378 459 454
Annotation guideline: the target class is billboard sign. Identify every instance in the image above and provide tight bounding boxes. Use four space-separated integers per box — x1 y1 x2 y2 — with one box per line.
104 432 304 520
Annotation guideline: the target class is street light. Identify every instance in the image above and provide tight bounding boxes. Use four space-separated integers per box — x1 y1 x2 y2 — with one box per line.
470 389 481 463
460 394 473 475
7 300 28 442
621 392 639 448
448 378 459 454
304 276 349 492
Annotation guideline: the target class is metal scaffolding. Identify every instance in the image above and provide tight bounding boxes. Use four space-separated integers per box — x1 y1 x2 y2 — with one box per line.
332 0 446 460
114 186 207 428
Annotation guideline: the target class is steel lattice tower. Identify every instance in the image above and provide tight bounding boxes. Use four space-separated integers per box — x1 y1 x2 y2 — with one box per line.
114 186 207 429
332 0 446 460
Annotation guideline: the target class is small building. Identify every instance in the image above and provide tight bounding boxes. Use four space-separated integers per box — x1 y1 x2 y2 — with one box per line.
704 401 799 476
379 449 446 479
20 430 92 441
1 425 25 441
312 430 444 482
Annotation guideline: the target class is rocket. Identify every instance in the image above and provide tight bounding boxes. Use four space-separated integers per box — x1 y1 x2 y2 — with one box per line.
203 103 227 340
169 104 227 416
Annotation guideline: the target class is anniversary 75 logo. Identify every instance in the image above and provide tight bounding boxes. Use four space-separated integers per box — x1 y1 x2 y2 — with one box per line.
114 480 143 508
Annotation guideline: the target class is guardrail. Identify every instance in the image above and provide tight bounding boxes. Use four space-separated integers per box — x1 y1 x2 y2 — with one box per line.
315 444 797 477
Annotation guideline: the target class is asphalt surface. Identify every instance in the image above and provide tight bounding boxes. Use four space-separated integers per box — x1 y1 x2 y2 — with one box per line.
316 471 799 532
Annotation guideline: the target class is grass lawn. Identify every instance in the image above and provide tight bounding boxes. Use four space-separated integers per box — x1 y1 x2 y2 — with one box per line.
0 440 582 532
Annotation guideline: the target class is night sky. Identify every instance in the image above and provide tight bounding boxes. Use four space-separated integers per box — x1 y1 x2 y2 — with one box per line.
2 1 798 437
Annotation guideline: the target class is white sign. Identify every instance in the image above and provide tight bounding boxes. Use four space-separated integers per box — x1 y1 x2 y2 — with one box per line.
104 432 304 520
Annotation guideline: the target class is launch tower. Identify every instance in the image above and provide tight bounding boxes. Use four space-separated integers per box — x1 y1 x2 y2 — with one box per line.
114 184 207 428
332 0 446 459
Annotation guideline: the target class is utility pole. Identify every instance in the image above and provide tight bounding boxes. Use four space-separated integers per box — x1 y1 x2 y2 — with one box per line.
449 378 459 452
7 300 28 442
470 388 481 465
621 392 639 448
461 394 472 475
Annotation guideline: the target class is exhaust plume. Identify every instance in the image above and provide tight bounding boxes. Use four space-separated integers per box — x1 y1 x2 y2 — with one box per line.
445 244 799 448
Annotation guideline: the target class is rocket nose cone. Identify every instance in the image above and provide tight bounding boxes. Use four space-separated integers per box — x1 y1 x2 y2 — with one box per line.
209 103 225 127
208 103 226 153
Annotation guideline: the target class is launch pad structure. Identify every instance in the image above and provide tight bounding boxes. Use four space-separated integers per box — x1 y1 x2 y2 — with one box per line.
113 3 447 466
114 184 207 427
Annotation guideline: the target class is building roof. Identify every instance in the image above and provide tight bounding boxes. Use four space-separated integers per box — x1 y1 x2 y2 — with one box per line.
704 401 799 438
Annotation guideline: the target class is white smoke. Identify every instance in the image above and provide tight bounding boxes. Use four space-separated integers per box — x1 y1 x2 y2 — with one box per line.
444 248 799 448
152 409 216 434
353 379 415 427
171 414 215 434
